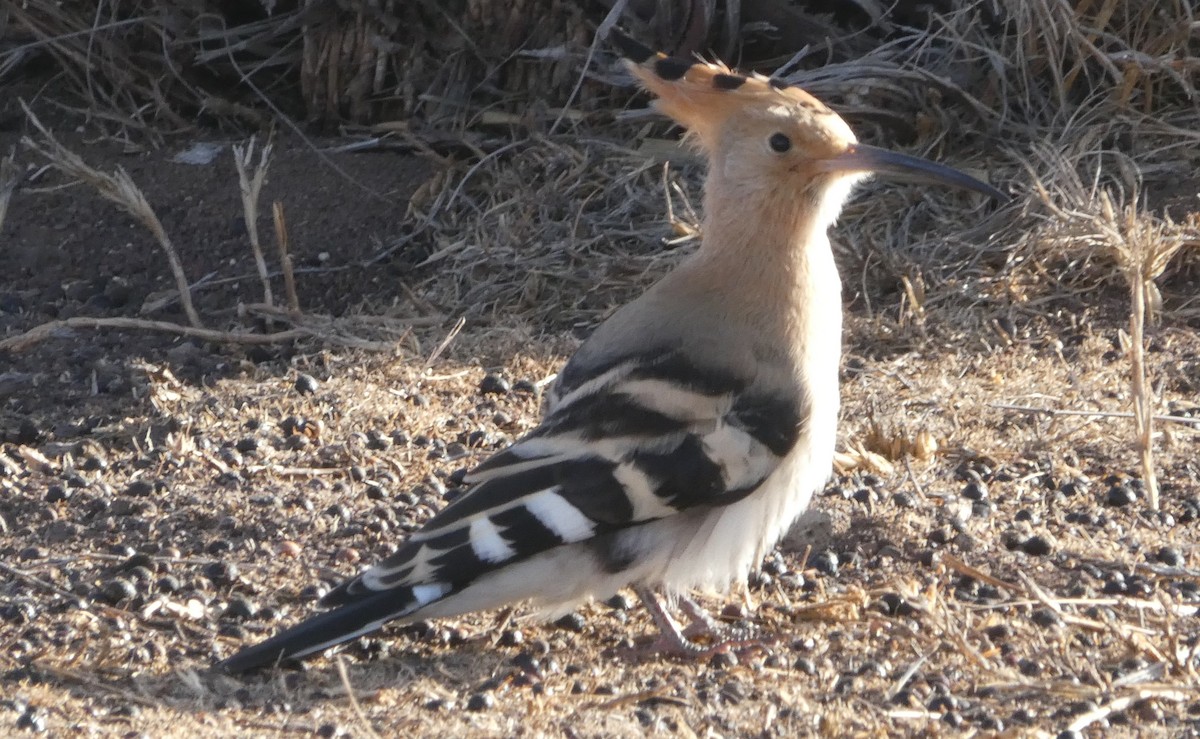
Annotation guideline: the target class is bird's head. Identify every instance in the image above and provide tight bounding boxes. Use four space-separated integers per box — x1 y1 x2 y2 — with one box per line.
613 31 1008 223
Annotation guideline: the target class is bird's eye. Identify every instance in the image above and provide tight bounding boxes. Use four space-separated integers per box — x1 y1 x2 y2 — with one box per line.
768 133 792 153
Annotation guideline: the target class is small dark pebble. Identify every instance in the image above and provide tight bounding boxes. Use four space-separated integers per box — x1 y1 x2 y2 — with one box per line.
928 526 953 546
479 374 511 395
720 679 748 703
794 657 817 675
1125 575 1154 597
891 492 914 508
1 601 39 624
1102 573 1127 595
499 629 524 647
124 479 155 497
1014 508 1037 522
218 623 247 639
466 693 494 711
16 706 47 733
984 624 1011 641
941 711 963 728
324 503 351 520
555 612 586 632
605 593 634 610
204 561 240 584
961 481 988 501
1017 658 1042 677
16 418 44 445
1106 481 1138 507
929 695 959 711
761 557 787 576
206 538 234 555
1155 546 1183 566
444 442 469 460
235 437 258 454
423 474 448 497
1021 535 1054 556
1010 708 1037 724
810 550 838 575
1059 478 1089 496
126 566 154 583
512 651 541 674
978 716 1004 731
366 430 391 451
99 578 138 603
513 379 537 394
44 486 71 503
294 374 320 395
80 455 107 472
879 592 916 617
251 493 282 508
18 546 46 560
316 721 344 738
710 651 738 669
156 575 181 593
1056 731 1083 739
1030 607 1062 628
224 596 257 620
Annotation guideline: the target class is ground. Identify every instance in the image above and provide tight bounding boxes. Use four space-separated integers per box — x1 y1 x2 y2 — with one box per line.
1 101 1199 738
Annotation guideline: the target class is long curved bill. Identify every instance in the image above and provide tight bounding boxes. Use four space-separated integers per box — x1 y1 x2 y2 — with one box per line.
819 143 1010 203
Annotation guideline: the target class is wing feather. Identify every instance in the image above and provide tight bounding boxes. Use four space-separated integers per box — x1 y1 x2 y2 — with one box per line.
322 349 806 610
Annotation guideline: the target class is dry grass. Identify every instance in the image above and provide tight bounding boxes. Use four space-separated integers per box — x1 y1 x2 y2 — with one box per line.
2 0 1200 735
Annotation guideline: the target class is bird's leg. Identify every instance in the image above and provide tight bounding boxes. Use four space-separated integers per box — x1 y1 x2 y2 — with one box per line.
633 585 708 657
631 587 774 659
677 594 758 642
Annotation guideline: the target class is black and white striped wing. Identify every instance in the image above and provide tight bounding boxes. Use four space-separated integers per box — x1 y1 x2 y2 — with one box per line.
324 349 806 606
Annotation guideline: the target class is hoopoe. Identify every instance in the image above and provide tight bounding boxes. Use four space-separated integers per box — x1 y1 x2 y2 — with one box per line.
217 31 1008 674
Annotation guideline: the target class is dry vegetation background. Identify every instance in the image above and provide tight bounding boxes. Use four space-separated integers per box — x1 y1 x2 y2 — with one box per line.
1 0 1200 736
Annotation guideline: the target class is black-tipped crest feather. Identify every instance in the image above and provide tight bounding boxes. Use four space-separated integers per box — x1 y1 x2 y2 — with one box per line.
608 28 656 64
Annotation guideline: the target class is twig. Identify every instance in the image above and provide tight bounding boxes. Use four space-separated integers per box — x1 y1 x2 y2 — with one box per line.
0 152 23 233
232 136 275 310
0 316 305 352
1066 689 1189 733
549 0 629 135
424 316 465 369
989 403 1200 427
19 102 204 328
886 652 930 701
273 201 301 314
0 561 81 602
1016 572 1158 637
939 554 1015 592
335 656 383 739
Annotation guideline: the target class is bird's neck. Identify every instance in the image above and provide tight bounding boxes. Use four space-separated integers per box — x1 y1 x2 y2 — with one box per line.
686 182 848 344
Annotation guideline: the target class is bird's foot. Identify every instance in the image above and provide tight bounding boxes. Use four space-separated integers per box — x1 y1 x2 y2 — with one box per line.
621 587 777 661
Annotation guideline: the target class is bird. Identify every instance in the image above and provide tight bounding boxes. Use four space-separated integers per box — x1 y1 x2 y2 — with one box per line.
216 30 1008 674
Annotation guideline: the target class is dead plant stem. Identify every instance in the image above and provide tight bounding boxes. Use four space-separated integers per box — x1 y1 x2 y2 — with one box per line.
1130 274 1159 509
233 136 275 311
273 201 301 314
